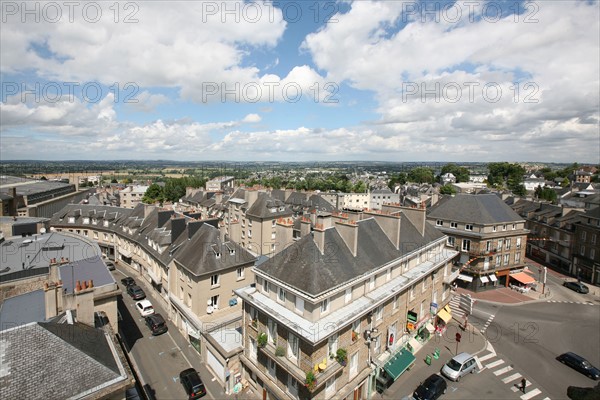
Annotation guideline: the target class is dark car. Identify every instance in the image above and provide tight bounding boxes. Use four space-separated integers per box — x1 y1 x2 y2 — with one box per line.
413 374 447 400
179 368 206 399
121 276 136 287
557 352 600 380
105 261 116 271
563 281 590 294
145 313 168 336
127 284 146 300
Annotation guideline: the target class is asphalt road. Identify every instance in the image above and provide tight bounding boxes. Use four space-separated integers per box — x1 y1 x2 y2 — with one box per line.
115 270 200 400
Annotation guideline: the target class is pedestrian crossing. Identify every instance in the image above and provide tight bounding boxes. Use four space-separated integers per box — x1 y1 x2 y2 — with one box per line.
546 300 598 305
448 294 467 321
476 346 549 400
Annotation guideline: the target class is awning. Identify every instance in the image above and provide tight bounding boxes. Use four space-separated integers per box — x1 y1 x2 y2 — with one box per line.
488 274 498 282
425 323 435 334
437 308 452 324
457 274 473 282
383 349 416 380
147 267 161 284
119 249 132 258
510 272 536 285
479 275 489 283
408 338 420 351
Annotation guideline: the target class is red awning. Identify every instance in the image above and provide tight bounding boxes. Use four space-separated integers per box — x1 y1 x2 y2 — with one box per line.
510 272 536 285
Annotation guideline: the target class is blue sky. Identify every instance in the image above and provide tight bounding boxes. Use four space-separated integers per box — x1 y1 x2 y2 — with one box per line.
1 0 599 162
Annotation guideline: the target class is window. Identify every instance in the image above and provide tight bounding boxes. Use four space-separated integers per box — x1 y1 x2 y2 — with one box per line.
369 276 375 290
249 337 257 361
420 300 425 317
247 229 252 238
187 293 192 307
447 236 455 247
410 285 415 301
210 295 219 308
288 333 299 362
267 319 277 345
493 225 497 232
591 234 597 244
503 254 509 265
436 220 443 226
503 224 507 231
497 239 503 250
278 287 286 303
288 376 299 398
271 232 276 240
321 298 330 314
392 295 398 311
496 255 501 266
373 335 380 354
450 222 458 228
325 377 336 398
512 223 516 230
486 241 491 251
580 245 585 256
349 352 359 378
210 274 219 287
432 290 438 304
591 248 595 259
386 268 391 281
421 278 427 293
272 220 277 227
295 296 304 313
505 239 511 250
345 288 352 304
268 358 276 379
581 231 587 240
516 237 522 249
465 224 473 231
180 286 184 300
515 252 521 263
462 239 471 251
263 279 269 294
237 268 244 280
352 320 361 340
375 305 383 321
328 333 338 357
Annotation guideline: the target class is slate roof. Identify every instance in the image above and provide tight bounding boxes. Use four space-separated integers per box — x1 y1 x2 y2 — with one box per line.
245 193 291 219
59 256 116 294
306 194 336 213
0 289 46 328
173 224 256 277
427 194 523 224
257 215 444 297
0 322 125 399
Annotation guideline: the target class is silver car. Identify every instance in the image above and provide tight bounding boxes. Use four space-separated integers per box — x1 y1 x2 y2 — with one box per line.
441 352 477 381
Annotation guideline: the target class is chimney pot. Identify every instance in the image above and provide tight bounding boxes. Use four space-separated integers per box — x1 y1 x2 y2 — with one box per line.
89 280 93 288
76 280 81 292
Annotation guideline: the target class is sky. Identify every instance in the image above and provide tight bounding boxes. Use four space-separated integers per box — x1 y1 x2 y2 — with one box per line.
1 0 599 163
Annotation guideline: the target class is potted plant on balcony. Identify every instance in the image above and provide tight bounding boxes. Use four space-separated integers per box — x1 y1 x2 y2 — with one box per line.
351 331 359 342
251 318 257 329
305 371 317 391
257 332 267 348
336 348 348 366
275 346 285 357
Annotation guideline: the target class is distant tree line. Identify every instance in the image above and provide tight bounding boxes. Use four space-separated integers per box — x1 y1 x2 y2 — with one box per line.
142 176 206 204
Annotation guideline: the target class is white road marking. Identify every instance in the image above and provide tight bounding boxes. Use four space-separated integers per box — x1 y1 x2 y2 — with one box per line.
485 359 505 369
502 373 522 384
494 365 514 376
511 380 531 392
478 353 495 362
521 388 542 400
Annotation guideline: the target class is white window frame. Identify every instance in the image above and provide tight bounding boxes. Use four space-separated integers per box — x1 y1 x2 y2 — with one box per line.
465 224 473 231
436 220 443 226
210 274 219 287
263 279 269 294
450 221 458 229
278 287 286 303
369 275 375 290
349 352 359 379
237 267 244 280
462 239 471 251
321 298 330 314
447 236 455 247
210 294 219 308
288 333 299 363
328 333 338 357
516 237 522 249
325 376 336 398
345 288 352 304
295 296 304 313
267 318 277 345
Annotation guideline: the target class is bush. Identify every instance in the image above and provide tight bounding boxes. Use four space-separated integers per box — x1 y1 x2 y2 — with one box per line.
257 332 267 348
275 346 285 357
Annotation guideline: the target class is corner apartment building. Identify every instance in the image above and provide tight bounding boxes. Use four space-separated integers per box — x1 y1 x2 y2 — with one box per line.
236 206 459 400
572 207 600 284
427 194 529 291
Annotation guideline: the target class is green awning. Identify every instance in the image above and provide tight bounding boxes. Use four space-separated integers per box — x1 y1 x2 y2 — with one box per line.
383 349 416 380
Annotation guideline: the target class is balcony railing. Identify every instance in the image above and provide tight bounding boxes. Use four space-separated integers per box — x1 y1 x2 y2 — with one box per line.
443 268 460 284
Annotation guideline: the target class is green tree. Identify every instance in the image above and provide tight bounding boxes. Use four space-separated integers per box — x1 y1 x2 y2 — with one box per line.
40 176 47 180
561 178 570 187
388 172 407 190
534 185 558 203
142 183 164 204
439 184 457 195
353 180 367 193
440 163 470 183
111 178 118 183
408 167 435 184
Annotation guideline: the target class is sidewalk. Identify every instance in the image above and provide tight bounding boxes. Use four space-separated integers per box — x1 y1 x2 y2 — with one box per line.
381 320 487 399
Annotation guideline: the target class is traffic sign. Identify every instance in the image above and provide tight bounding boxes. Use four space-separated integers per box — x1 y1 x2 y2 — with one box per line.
455 333 462 342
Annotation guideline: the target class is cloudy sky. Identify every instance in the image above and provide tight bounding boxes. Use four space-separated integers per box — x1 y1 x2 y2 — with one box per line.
1 0 599 162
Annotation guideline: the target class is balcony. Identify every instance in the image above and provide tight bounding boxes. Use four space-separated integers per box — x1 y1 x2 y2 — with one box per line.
468 248 497 258
443 268 460 284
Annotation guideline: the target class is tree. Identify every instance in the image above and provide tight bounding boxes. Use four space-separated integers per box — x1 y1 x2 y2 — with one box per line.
111 178 118 183
440 163 470 183
534 185 557 203
353 180 367 193
142 184 164 204
439 184 457 195
388 172 407 190
408 167 435 184
487 162 525 191
40 176 47 180
561 178 570 187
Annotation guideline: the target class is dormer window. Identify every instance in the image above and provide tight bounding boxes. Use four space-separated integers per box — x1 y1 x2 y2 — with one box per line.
465 224 473 231
103 221 109 227
83 217 89 224
450 222 458 228
436 220 443 226
68 217 75 223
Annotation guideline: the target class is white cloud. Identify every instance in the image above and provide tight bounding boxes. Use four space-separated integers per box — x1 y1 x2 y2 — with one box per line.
242 113 262 123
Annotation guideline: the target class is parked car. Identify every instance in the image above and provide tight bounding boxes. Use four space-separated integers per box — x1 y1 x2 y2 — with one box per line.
127 285 146 300
413 373 447 400
441 352 478 381
557 352 600 380
145 313 168 336
135 299 154 317
563 281 590 294
179 368 206 399
121 276 136 287
105 261 116 271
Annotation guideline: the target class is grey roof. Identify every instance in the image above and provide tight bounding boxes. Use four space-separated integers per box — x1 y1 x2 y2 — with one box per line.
245 193 292 219
0 289 46 329
173 224 256 277
257 216 444 297
0 322 124 399
427 194 523 224
59 256 116 294
307 194 336 213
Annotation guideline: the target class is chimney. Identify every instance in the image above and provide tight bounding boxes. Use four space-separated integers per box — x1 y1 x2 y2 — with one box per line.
171 217 186 242
313 224 326 255
143 204 155 218
158 210 173 227
44 282 58 319
11 187 18 216
316 213 333 229
397 205 427 236
300 217 311 237
74 285 95 327
335 220 359 257
275 218 293 253
245 190 260 208
364 211 401 250
188 220 205 239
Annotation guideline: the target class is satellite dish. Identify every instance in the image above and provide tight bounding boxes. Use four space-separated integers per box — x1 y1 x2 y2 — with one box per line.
206 306 214 314
40 228 46 234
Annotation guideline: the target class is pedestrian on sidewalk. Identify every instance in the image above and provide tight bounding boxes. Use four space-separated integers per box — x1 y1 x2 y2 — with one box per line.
521 378 527 394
